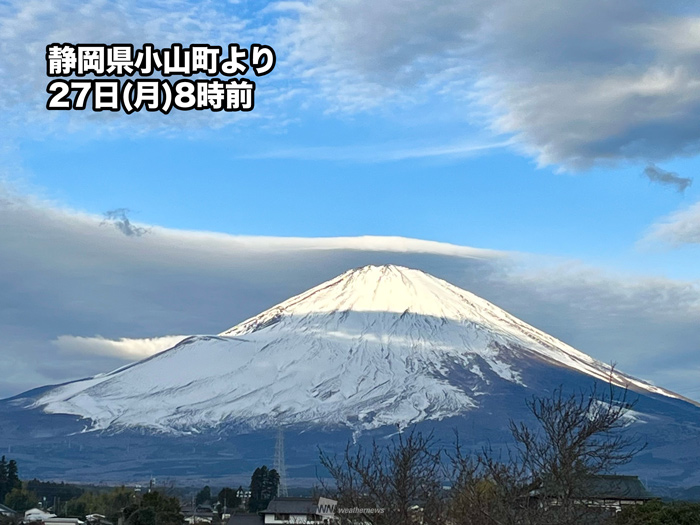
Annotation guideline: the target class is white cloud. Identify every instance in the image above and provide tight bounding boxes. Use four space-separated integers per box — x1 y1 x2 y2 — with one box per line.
0 0 259 135
54 335 188 359
276 0 700 169
241 138 511 162
5 0 700 168
273 0 482 112
642 200 700 246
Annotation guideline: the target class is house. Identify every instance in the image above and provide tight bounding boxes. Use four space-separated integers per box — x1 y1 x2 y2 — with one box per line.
260 498 331 524
45 518 85 525
85 514 113 525
181 503 215 524
183 517 212 525
531 474 655 514
225 498 336 525
24 508 58 523
576 475 655 512
236 489 252 509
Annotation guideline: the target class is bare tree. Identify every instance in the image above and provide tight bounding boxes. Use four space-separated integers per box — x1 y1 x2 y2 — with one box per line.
319 429 448 525
321 373 645 525
448 434 534 525
450 375 645 525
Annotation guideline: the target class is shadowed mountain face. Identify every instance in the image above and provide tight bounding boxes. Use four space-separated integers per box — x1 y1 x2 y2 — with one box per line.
2 265 699 486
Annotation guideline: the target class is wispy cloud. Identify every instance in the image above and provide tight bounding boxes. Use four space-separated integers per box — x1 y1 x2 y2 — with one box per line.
643 164 692 192
243 139 511 162
54 335 188 360
642 200 700 246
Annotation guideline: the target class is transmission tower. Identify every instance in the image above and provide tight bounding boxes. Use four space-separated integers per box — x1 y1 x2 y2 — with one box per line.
274 427 289 497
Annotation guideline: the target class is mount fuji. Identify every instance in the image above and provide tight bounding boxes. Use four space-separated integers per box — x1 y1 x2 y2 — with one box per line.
2 265 699 487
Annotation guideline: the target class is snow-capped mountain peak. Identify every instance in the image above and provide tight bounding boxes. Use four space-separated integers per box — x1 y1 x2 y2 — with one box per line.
32 265 684 434
222 264 495 327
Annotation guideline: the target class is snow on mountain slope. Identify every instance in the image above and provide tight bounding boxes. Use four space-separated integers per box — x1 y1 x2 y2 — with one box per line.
32 265 684 433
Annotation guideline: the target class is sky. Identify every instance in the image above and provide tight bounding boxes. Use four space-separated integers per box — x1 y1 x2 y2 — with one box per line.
1 0 699 401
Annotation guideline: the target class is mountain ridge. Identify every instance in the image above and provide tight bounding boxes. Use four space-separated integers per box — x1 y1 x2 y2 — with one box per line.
2 264 700 485
25 264 695 435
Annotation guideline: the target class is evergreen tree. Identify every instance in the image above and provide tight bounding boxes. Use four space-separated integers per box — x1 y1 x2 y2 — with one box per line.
101 486 137 524
6 461 19 492
140 491 181 514
0 456 7 502
4 487 38 513
124 491 183 525
248 466 279 513
194 485 211 506
65 499 88 518
264 469 280 502
248 467 265 512
216 487 241 512
25 479 83 503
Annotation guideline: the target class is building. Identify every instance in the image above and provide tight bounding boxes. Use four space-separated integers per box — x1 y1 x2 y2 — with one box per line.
531 474 655 514
236 489 252 509
577 474 655 512
181 503 215 524
85 514 113 525
45 519 85 525
24 508 58 523
260 498 331 524
226 498 336 525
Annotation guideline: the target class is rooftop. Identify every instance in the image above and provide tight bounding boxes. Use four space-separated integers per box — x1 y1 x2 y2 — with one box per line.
260 497 320 515
581 475 655 500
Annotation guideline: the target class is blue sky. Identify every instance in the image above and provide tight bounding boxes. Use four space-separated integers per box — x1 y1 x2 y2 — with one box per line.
1 0 700 399
16 109 700 278
4 0 700 266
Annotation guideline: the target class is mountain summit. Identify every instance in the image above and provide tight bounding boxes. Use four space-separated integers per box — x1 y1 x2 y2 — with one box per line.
32 265 685 434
